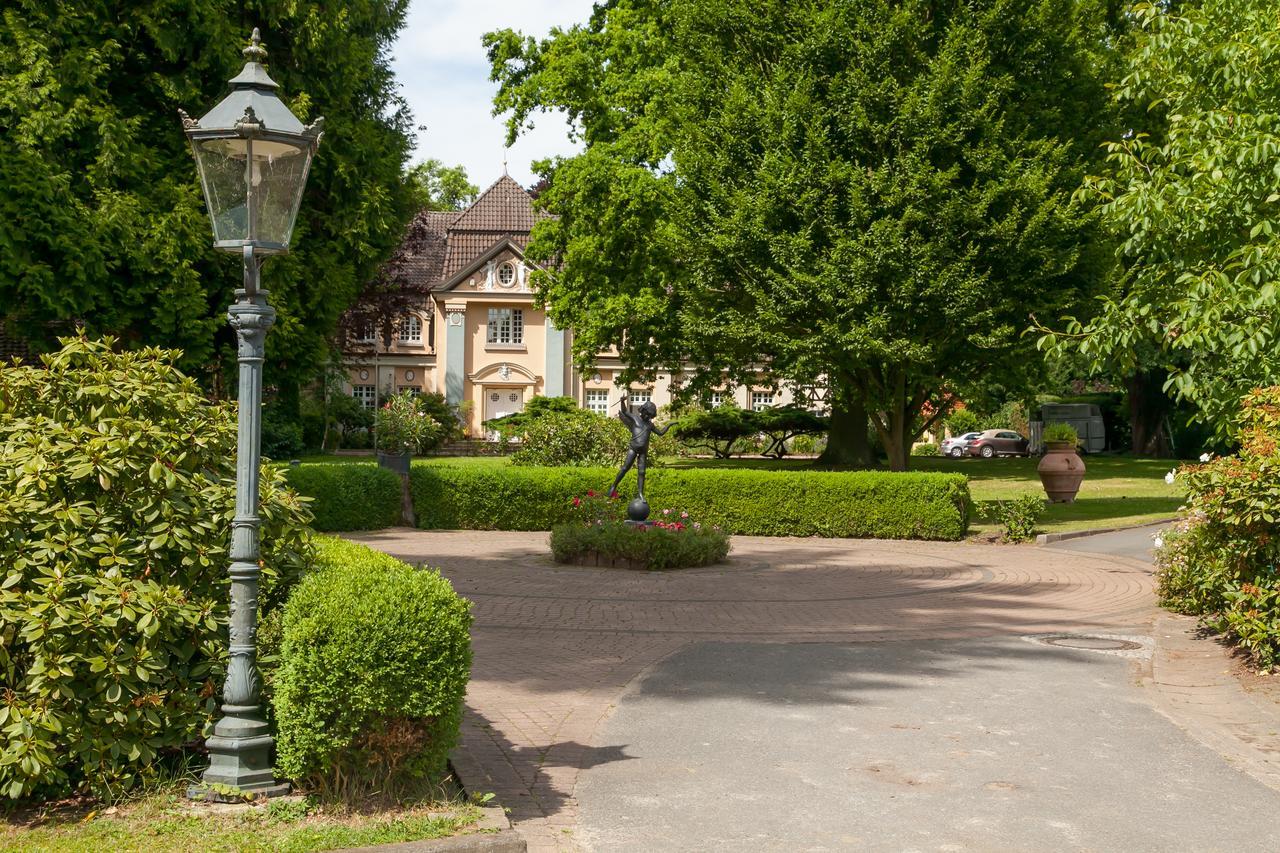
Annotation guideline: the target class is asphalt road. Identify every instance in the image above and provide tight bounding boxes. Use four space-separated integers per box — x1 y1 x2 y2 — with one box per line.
577 638 1280 852
1047 522 1171 563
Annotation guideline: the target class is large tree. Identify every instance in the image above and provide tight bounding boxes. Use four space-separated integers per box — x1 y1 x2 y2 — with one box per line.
0 1 418 408
486 0 1121 469
1042 0 1280 438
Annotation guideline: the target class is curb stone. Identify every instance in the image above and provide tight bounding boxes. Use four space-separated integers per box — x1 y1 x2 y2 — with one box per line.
1035 517 1175 545
342 806 524 852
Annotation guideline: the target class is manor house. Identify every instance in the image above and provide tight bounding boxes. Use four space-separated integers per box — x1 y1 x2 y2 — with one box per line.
340 175 797 435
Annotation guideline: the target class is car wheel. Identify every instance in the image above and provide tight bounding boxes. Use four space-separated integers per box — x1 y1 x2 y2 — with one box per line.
950 447 964 458
980 445 995 459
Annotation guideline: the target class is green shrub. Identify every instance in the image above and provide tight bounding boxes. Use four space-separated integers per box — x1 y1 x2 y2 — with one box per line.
982 494 1045 542
484 395 578 441
1042 422 1079 445
262 405 306 460
946 407 980 436
411 462 970 540
509 408 630 467
1156 387 1280 668
284 464 402 531
0 337 314 800
274 538 472 800
551 521 730 570
375 391 443 455
912 443 939 457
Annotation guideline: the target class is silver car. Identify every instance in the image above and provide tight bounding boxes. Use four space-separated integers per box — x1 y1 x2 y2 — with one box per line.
940 431 982 458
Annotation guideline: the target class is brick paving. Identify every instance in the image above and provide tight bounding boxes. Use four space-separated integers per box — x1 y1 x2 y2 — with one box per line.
348 529 1160 852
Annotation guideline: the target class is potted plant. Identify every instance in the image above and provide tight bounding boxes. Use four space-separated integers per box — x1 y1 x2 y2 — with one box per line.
1038 422 1085 503
375 391 441 474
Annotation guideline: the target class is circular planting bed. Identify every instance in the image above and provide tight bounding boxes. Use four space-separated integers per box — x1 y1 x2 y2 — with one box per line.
551 494 731 570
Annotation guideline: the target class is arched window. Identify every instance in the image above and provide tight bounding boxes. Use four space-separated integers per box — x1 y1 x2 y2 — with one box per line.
498 262 516 287
398 314 422 344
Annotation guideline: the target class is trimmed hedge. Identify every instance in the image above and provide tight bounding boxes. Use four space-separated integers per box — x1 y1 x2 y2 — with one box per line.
284 464 401 531
411 463 970 540
274 537 472 800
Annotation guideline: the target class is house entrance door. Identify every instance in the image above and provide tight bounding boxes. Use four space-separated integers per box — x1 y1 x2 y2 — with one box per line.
484 387 526 423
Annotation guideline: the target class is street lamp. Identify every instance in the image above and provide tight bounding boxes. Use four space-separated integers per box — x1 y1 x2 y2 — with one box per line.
180 27 322 798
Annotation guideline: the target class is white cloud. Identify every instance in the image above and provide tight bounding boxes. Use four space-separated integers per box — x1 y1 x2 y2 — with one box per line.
392 0 596 190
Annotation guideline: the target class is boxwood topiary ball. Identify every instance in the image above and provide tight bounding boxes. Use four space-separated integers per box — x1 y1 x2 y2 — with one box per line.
627 497 651 522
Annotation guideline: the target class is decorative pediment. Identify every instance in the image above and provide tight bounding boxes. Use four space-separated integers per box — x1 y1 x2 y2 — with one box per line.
469 361 540 385
438 238 538 293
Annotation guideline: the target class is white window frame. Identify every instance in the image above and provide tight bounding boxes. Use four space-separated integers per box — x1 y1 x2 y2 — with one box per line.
710 392 725 408
398 314 422 344
354 323 376 344
585 389 609 414
751 392 774 412
487 307 524 344
352 384 376 409
498 262 517 287
629 389 653 405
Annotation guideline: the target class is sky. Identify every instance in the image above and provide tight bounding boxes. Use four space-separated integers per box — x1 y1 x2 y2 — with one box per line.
391 0 596 193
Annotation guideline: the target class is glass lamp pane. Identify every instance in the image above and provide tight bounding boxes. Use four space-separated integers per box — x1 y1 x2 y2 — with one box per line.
250 140 312 247
192 137 249 243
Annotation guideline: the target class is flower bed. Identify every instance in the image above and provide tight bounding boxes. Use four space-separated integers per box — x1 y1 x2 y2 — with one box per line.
549 493 730 570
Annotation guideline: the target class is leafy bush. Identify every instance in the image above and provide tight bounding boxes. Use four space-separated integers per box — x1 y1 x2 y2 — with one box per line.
912 443 939 457
284 464 402 531
411 462 970 540
484 395 578 440
1156 387 1280 668
274 538 472 800
509 408 630 467
415 391 464 448
1042 422 1079 445
375 391 442 455
749 405 828 458
0 337 314 800
946 407 980 436
982 494 1045 542
328 393 374 449
262 405 306 460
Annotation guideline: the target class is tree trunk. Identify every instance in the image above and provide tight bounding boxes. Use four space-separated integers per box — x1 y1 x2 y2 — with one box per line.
878 406 910 472
818 395 874 468
1127 370 1172 457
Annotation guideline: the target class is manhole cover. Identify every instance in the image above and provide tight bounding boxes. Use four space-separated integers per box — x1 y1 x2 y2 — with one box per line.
1041 636 1143 651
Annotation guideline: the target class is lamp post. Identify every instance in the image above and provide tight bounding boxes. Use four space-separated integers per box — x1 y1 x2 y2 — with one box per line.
180 28 322 798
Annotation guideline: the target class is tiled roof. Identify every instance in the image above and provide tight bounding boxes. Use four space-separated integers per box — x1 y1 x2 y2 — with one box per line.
437 175 553 284
441 232 531 282
450 174 543 232
394 210 455 290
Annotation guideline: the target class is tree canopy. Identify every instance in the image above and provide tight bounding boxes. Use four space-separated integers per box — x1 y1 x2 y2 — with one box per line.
487 0 1123 469
0 2 419 407
1043 0 1280 438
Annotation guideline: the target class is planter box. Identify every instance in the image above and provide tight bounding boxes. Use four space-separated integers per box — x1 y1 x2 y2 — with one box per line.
560 550 651 571
376 451 412 475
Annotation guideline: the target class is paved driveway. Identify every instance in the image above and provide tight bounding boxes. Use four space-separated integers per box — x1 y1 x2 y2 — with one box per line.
349 530 1277 852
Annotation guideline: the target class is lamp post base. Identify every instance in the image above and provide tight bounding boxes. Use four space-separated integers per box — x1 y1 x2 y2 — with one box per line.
187 713 292 801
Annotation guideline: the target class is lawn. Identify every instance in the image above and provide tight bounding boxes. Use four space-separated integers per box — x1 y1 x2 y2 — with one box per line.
1 789 482 853
910 454 1185 537
297 451 1187 538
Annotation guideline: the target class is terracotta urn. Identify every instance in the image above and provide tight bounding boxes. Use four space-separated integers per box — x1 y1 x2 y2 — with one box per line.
1038 441 1085 503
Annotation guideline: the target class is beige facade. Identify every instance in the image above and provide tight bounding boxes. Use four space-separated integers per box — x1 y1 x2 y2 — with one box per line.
341 176 797 436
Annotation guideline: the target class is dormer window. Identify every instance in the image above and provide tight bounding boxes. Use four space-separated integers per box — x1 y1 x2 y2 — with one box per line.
498 261 516 288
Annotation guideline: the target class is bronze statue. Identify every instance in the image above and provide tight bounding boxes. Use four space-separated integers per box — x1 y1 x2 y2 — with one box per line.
609 396 670 518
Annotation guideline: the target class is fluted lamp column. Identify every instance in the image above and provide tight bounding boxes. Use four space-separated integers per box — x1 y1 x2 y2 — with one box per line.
180 27 323 799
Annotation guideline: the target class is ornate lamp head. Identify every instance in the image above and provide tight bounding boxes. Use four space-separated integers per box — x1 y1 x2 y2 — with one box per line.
180 29 323 254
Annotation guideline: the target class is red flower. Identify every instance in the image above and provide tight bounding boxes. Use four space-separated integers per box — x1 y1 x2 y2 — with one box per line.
587 489 596 497
572 497 581 507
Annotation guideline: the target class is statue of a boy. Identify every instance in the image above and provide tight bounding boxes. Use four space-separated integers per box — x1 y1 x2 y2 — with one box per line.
608 396 670 504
